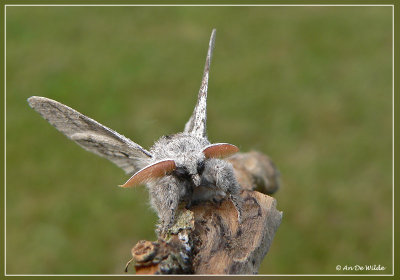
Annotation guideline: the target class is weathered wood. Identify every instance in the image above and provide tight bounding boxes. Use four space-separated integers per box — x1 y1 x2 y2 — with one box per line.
191 190 282 274
228 151 280 194
126 151 282 275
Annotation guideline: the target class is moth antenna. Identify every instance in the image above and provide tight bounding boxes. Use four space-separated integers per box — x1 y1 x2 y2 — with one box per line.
119 159 176 188
202 143 239 159
184 29 216 138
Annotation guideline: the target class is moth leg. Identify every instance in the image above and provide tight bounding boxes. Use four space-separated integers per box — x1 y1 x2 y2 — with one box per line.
148 176 180 233
202 158 243 223
184 184 194 209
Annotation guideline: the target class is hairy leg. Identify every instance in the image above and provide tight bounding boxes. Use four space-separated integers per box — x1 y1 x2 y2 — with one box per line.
202 158 243 222
148 176 181 233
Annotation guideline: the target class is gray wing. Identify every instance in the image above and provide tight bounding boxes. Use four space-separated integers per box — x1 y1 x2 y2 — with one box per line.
184 29 216 138
28 96 153 174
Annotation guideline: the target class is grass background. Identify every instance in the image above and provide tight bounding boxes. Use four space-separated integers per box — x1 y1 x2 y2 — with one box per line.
6 6 392 274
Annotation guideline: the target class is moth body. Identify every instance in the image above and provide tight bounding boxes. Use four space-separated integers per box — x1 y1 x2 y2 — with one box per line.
146 132 242 231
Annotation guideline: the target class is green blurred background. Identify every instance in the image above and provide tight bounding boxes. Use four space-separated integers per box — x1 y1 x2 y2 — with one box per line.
6 6 392 274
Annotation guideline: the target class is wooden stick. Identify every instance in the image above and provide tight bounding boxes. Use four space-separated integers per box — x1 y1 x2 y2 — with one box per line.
126 151 282 275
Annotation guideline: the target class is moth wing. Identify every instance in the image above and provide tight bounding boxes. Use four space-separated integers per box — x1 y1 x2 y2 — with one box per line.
28 96 153 174
202 143 239 158
184 29 216 137
119 159 176 188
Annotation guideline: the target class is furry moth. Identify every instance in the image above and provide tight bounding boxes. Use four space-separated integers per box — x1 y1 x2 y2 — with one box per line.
28 29 243 232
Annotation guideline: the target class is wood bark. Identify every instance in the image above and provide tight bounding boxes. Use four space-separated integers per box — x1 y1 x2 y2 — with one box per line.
125 151 282 275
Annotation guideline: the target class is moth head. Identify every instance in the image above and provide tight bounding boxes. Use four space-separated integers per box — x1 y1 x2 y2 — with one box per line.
119 159 176 188
173 153 206 187
173 143 238 186
119 143 238 188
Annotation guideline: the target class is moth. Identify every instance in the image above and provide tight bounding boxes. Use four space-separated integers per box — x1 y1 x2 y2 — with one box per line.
28 29 243 233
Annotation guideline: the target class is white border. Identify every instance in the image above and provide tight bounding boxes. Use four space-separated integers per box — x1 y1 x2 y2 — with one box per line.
3 4 395 277
392 2 395 278
3 2 6 278
3 4 395 6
